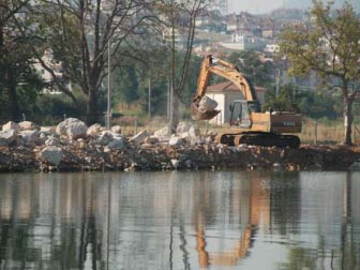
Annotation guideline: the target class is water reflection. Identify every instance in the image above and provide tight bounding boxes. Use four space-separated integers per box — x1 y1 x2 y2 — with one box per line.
0 171 359 269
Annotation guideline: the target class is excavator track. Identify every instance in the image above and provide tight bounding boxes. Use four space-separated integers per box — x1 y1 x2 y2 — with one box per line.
217 132 301 149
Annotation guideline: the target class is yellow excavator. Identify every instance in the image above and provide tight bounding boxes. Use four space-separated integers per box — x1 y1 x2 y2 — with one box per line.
191 54 302 148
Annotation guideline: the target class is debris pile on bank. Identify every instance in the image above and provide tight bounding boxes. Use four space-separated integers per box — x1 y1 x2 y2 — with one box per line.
0 118 360 172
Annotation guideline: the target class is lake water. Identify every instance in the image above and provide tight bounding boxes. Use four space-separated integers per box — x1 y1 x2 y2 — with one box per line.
0 171 359 270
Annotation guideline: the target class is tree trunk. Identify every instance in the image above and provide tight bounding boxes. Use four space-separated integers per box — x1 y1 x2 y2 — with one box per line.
86 88 99 126
343 98 353 146
170 90 179 133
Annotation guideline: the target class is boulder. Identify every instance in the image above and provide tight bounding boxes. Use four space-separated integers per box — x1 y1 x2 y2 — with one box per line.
130 130 150 146
105 137 125 151
189 125 201 137
198 96 218 111
169 136 183 146
145 136 159 145
45 136 60 147
2 121 20 133
95 131 114 145
19 130 39 146
176 122 191 134
0 129 17 146
19 121 40 131
87 124 104 136
153 126 170 141
40 126 55 136
56 118 88 139
40 146 63 166
111 125 121 134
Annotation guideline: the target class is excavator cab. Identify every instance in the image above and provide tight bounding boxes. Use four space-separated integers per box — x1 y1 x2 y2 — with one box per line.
229 100 260 128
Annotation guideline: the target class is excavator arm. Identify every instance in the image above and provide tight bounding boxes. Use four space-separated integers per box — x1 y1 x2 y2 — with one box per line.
192 54 259 120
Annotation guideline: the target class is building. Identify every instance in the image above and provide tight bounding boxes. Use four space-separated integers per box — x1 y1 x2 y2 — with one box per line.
33 49 71 94
264 44 280 54
220 32 267 51
205 81 268 125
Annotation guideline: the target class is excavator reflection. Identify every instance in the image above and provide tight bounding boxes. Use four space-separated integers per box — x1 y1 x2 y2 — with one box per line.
194 173 270 268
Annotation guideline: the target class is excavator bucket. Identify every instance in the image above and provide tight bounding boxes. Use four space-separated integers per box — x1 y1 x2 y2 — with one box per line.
191 103 220 121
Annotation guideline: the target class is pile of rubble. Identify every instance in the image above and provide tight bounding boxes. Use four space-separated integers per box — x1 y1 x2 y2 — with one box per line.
1 118 360 172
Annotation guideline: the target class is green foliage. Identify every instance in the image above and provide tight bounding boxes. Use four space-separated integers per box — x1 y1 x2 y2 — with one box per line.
263 84 339 120
263 84 301 113
226 51 275 88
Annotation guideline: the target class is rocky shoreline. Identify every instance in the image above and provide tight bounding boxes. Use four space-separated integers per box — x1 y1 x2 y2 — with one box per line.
1 118 360 173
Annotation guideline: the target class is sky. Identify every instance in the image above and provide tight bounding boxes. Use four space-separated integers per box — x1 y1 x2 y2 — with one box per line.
228 0 359 14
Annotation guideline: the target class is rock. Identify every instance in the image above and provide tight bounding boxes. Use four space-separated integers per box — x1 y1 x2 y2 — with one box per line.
171 159 179 169
40 126 55 136
189 125 201 137
111 125 121 134
153 126 170 141
2 121 20 133
40 146 63 166
95 131 114 145
176 122 191 134
350 160 360 171
19 130 39 146
198 96 218 111
56 118 88 139
45 136 60 147
87 124 104 136
130 130 150 146
105 137 125 151
145 136 159 145
169 136 183 146
0 129 17 146
19 121 40 131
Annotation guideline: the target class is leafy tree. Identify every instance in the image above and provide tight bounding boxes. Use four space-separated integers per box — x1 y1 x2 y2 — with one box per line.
0 0 43 121
227 51 275 88
14 0 155 125
263 84 300 113
280 1 360 145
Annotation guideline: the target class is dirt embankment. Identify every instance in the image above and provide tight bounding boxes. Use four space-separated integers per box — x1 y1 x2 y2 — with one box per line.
1 144 360 173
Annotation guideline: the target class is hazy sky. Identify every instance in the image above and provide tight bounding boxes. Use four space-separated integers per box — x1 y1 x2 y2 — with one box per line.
228 0 285 14
228 0 359 14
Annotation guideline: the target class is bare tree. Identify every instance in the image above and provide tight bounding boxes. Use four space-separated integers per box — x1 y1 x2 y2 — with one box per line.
156 0 212 133
15 0 154 124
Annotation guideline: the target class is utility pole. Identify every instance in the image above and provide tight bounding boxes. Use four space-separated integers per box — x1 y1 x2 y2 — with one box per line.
148 77 151 119
107 39 111 130
167 78 170 120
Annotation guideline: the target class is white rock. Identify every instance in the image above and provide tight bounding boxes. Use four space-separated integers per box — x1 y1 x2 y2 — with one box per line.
105 137 125 151
0 129 17 146
19 121 40 131
41 146 63 166
19 130 39 146
130 130 150 146
56 118 88 139
45 136 60 147
40 126 55 136
2 121 20 133
189 125 201 137
87 124 104 136
169 136 183 146
171 159 180 169
153 126 170 141
111 125 121 134
176 122 191 134
198 96 218 111
95 131 114 145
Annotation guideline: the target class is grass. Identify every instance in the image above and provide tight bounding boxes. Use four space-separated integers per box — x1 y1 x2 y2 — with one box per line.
114 116 360 146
